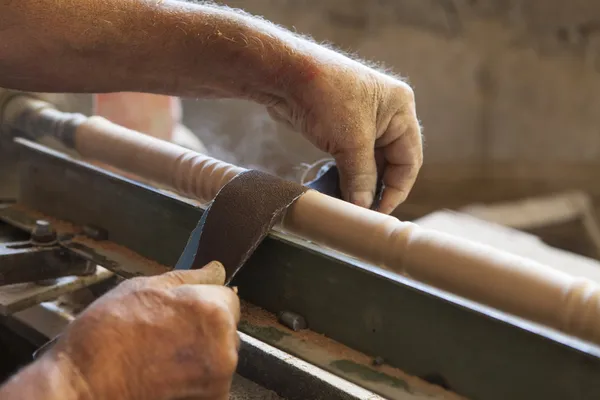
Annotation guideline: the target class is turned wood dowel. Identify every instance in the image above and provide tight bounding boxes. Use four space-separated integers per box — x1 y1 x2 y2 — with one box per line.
72 110 600 344
284 192 600 343
76 117 244 204
0 93 242 204
3 93 600 345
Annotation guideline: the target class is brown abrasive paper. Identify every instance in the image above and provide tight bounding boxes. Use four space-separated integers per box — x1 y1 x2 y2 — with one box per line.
189 170 309 281
187 162 384 283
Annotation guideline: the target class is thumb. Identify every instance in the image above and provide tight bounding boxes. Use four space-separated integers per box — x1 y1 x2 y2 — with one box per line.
333 144 378 208
152 261 226 288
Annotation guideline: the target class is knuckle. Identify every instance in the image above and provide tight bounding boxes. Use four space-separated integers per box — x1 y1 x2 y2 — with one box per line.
196 299 221 318
162 270 187 285
394 82 415 104
410 120 423 140
410 134 424 167
187 295 234 326
135 286 170 301
203 301 232 325
211 348 239 377
116 276 149 292
415 153 424 168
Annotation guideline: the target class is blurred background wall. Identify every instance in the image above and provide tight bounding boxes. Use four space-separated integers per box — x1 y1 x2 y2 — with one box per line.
49 1 600 221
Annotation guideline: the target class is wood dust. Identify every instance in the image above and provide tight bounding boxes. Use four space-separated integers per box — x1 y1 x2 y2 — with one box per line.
229 375 283 400
240 302 465 399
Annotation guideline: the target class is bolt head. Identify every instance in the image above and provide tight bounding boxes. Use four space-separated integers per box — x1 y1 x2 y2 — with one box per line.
372 356 385 366
278 311 308 331
32 219 57 244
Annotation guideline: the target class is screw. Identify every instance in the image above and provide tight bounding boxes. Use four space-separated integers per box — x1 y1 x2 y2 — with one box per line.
372 356 385 366
31 220 57 245
278 311 308 332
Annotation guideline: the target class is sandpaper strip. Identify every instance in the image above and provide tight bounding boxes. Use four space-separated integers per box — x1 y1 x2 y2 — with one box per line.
174 170 309 282
302 160 384 211
174 162 384 283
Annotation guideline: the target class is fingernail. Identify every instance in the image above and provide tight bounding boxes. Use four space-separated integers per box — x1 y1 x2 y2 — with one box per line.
207 261 224 270
203 261 226 285
350 191 373 208
206 260 225 274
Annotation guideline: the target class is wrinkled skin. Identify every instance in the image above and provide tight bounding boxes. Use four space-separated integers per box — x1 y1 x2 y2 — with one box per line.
0 263 240 400
269 59 422 213
1 0 423 214
0 1 423 398
56 263 240 400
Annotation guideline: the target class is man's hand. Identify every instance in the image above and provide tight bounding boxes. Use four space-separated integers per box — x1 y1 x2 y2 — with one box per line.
56 262 240 400
1 0 422 213
268 53 422 214
0 262 241 400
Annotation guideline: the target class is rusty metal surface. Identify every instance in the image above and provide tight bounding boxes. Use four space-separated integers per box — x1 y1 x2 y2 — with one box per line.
237 332 387 400
0 240 93 285
0 206 169 279
0 143 18 201
240 302 459 400
0 268 113 315
9 137 600 400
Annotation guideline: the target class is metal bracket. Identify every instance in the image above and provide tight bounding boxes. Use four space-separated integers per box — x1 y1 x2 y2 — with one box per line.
0 216 114 316
0 206 169 279
0 218 96 286
0 240 94 286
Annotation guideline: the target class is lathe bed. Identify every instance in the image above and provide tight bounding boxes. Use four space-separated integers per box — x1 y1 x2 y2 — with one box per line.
1 114 600 399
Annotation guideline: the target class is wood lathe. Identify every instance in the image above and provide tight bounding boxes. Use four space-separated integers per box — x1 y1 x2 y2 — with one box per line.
0 91 600 400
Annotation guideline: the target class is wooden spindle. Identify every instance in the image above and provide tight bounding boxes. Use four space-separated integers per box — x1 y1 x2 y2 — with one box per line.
4 93 600 345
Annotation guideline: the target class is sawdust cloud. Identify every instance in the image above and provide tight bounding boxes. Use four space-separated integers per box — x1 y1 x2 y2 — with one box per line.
181 98 325 180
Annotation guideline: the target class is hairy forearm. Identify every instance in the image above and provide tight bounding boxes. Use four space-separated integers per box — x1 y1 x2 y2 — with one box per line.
0 0 322 103
0 353 92 400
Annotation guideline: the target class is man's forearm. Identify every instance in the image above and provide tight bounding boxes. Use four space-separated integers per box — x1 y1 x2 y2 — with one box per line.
0 0 320 102
0 352 92 400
